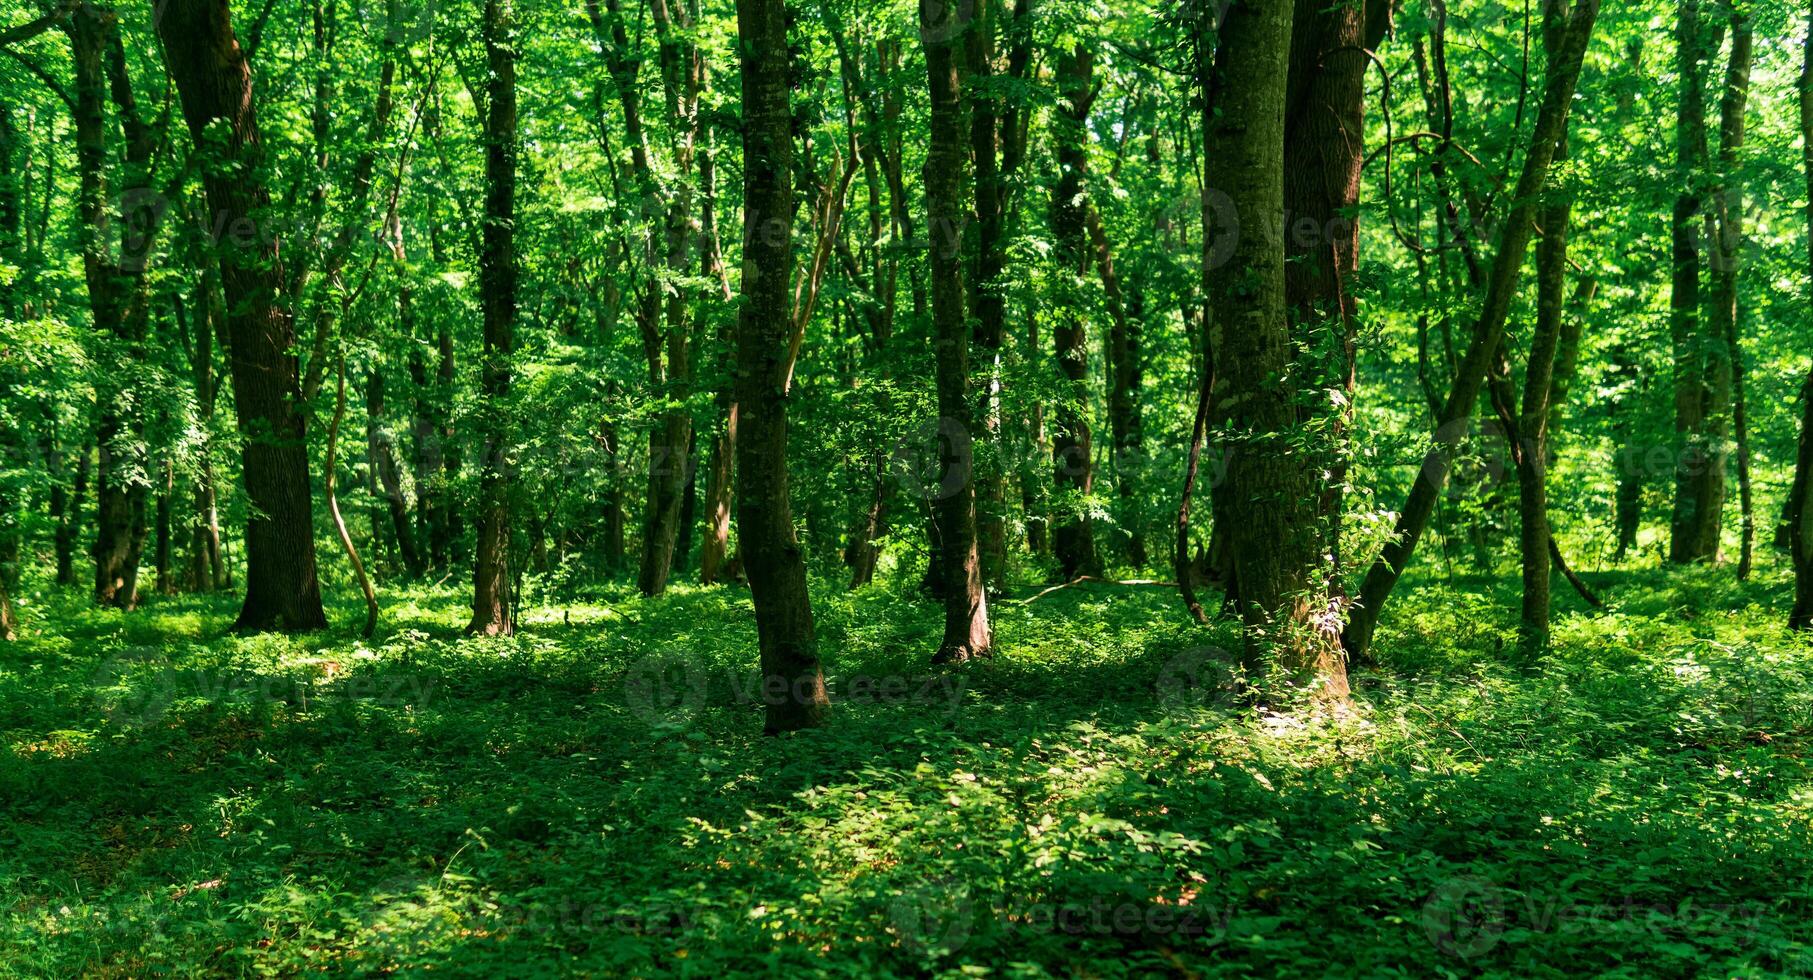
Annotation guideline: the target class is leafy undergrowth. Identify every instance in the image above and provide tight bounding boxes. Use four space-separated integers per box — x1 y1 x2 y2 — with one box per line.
4 566 1813 977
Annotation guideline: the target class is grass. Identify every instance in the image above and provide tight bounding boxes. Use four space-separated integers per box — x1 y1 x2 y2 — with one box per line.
3 563 1813 977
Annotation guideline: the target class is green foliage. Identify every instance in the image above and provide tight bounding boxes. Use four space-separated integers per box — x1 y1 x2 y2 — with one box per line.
2 569 1812 976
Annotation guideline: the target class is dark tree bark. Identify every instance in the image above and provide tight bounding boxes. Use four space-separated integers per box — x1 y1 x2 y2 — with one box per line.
1343 0 1599 661
1280 0 1391 596
71 8 154 610
1087 205 1145 568
1708 12 1754 579
1792 3 1813 631
1205 0 1347 696
468 0 517 636
179 273 230 591
1669 0 1726 565
922 0 994 663
158 0 328 633
588 0 699 598
368 369 425 578
1516 2 1577 655
967 0 1019 588
734 0 828 732
1048 46 1100 581
49 440 82 587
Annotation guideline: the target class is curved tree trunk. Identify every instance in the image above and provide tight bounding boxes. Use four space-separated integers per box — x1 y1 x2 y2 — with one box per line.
1343 0 1599 661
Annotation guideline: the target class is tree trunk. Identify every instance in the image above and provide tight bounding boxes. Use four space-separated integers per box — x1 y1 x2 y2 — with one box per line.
468 0 517 636
158 0 328 633
1281 0 1389 596
1708 12 1754 578
733 0 828 732
50 440 87 587
1087 205 1145 568
1792 3 1813 631
1204 0 1347 696
1343 0 1599 660
70 9 152 611
922 0 994 663
968 0 1011 589
1669 0 1725 565
1049 46 1099 581
367 369 425 578
1515 2 1577 655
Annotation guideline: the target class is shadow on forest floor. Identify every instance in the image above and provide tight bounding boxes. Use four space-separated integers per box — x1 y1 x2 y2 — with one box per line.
3 562 1813 977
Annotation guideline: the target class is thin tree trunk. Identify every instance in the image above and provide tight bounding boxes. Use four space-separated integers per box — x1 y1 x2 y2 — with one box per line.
328 356 379 638
70 9 153 611
734 0 828 732
159 0 328 632
154 457 176 595
1087 204 1146 567
1049 46 1100 581
1708 11 1754 578
1343 0 1599 661
1669 0 1725 564
468 0 517 636
1516 2 1576 654
367 369 425 578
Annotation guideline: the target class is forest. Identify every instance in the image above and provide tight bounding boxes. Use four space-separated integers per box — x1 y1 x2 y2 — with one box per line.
3 0 1813 974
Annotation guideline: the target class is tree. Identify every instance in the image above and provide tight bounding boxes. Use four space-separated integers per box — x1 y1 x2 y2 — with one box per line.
923 0 994 663
1203 0 1350 695
1048 44 1100 581
1669 0 1726 565
1343 0 1599 661
468 0 518 636
1793 1 1813 631
734 0 828 732
157 0 328 633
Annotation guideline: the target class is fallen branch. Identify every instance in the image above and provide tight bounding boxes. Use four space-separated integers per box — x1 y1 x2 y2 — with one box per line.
1016 576 1178 606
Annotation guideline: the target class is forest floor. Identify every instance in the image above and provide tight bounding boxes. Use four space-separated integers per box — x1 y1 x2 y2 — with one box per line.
3 564 1813 977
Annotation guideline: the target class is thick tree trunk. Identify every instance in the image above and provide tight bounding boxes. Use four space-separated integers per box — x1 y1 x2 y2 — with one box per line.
468 0 517 636
1793 4 1813 631
922 1 994 663
1281 0 1389 595
1206 0 1347 697
1669 1 1725 564
158 0 328 633
1049 46 1099 581
1343 0 1598 660
734 0 828 732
